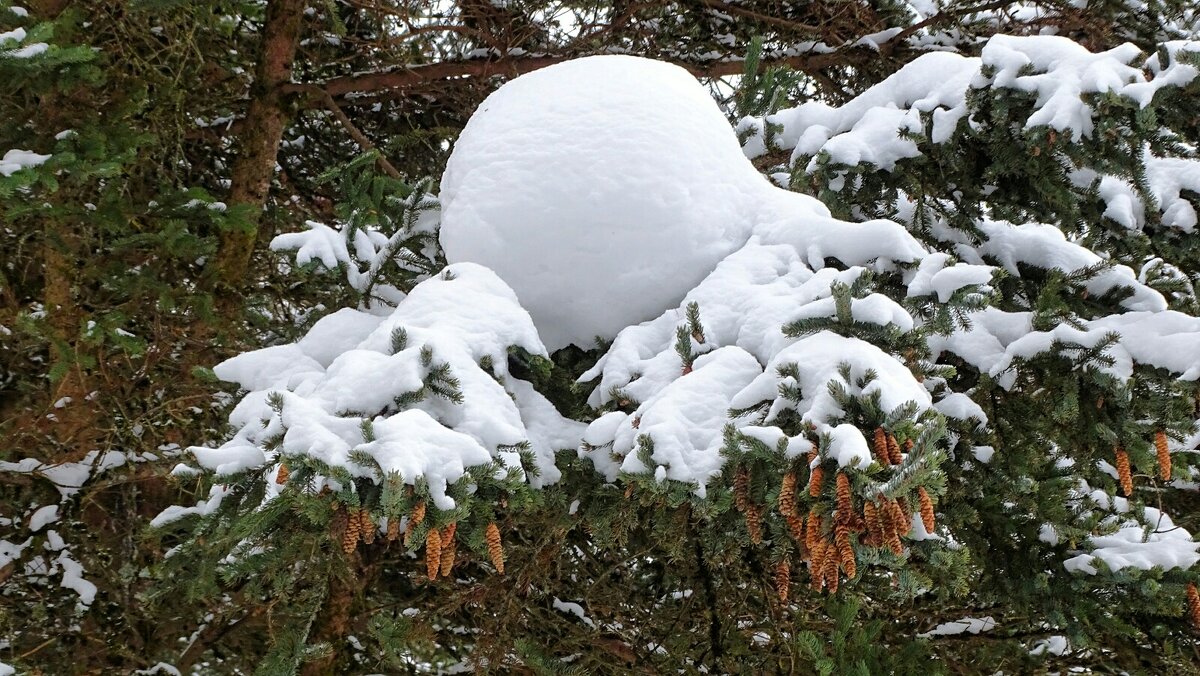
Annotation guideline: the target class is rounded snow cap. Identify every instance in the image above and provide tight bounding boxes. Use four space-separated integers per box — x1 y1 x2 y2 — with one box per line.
439 55 772 351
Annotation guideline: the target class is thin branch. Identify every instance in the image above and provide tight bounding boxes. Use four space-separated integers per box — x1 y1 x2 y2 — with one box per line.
300 85 403 179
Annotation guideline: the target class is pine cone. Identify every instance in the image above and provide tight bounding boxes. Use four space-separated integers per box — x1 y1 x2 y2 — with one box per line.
1115 447 1134 496
745 507 763 545
810 540 828 591
775 561 791 602
873 427 890 466
809 465 824 498
786 514 806 551
439 523 457 577
887 433 903 465
835 521 856 579
884 523 904 556
889 498 912 537
275 463 289 485
360 508 375 545
342 507 362 555
1155 430 1171 481
733 465 752 513
835 472 852 516
425 528 442 580
486 522 505 574
918 487 936 533
779 472 797 516
330 504 350 550
387 517 400 542
806 509 822 553
823 545 840 594
404 501 426 546
1188 582 1200 630
864 501 883 544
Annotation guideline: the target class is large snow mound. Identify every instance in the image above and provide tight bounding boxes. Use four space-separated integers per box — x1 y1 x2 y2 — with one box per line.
439 55 775 351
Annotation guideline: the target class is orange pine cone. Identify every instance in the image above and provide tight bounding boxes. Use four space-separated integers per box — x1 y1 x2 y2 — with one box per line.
387 517 400 542
486 522 505 574
873 427 890 466
439 523 457 577
1187 582 1200 630
404 501 427 546
823 546 840 594
745 507 763 545
342 507 362 555
1155 431 1171 482
863 501 883 545
887 434 903 465
835 522 856 579
425 528 442 580
733 465 751 513
775 561 791 602
809 465 824 498
806 509 822 553
810 540 828 591
275 463 289 485
917 487 936 533
1115 447 1133 496
890 498 912 536
835 472 852 516
786 514 807 554
779 472 797 516
361 509 375 545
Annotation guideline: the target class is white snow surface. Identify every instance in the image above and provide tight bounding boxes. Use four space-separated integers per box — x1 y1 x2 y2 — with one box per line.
440 55 924 351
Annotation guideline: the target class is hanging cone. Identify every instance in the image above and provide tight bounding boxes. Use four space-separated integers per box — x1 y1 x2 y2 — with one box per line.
864 501 883 546
835 472 852 516
786 514 806 550
733 465 751 513
404 501 426 546
439 523 457 577
873 427 890 466
1187 582 1200 630
486 522 505 574
887 433 903 465
360 508 375 545
779 472 797 516
745 507 763 545
386 517 400 542
275 463 289 485
342 507 362 555
810 540 828 591
806 509 822 553
775 560 791 602
425 528 442 580
1155 431 1171 481
1115 447 1133 496
835 521 856 579
822 545 840 594
917 487 936 533
809 465 824 498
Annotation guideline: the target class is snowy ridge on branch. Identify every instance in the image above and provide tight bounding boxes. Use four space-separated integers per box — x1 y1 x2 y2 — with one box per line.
185 263 582 513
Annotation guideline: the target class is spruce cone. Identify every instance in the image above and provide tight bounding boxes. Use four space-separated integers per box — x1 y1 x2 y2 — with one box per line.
786 514 806 551
387 517 400 542
342 507 362 555
835 472 852 516
1115 447 1134 496
884 523 904 556
917 487 936 533
806 509 822 553
486 522 505 574
425 528 442 580
835 521 856 579
275 463 289 485
1188 582 1200 630
779 472 797 516
775 561 791 602
810 540 828 591
873 427 890 466
404 501 427 546
887 433 903 465
745 507 763 545
889 498 912 536
1155 430 1171 481
822 546 840 594
439 523 457 577
733 466 752 513
864 501 884 544
360 509 375 545
330 505 350 550
809 465 824 498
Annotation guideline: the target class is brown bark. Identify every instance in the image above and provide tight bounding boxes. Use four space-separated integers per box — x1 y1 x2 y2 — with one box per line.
208 0 307 294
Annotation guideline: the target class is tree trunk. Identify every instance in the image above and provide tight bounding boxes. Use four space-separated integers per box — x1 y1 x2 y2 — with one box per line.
208 0 306 294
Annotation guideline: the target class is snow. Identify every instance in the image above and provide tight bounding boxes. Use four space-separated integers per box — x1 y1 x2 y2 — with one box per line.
440 55 923 351
1030 635 1069 656
0 148 51 176
1063 505 1200 574
28 505 59 532
919 616 996 638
